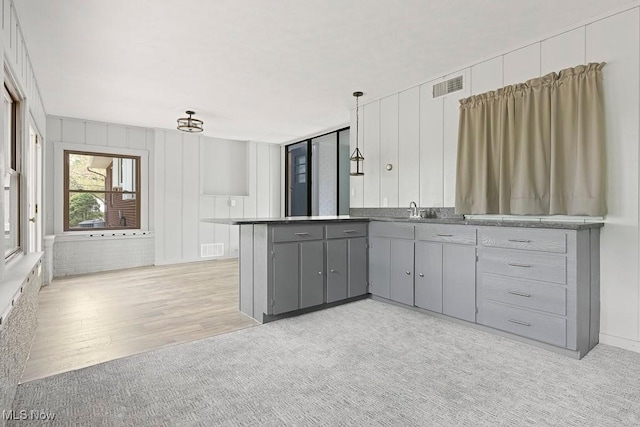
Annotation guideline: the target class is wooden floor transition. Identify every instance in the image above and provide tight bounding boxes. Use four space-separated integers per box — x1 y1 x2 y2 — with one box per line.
21 259 258 383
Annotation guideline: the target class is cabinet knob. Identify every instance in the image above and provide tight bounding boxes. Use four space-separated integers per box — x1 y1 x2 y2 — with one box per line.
406 271 411 275
419 273 424 277
318 271 322 275
330 269 336 273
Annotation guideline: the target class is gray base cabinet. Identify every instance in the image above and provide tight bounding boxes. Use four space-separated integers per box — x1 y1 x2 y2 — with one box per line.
476 227 600 358
300 241 325 309
390 240 415 306
369 237 391 299
239 221 369 322
327 240 348 303
442 244 476 322
348 238 368 298
415 242 443 312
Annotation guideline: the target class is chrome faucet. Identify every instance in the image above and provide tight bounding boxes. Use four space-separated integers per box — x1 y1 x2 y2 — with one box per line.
408 201 419 218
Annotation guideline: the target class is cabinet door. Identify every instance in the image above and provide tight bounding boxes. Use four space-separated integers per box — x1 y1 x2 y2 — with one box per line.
272 242 299 314
415 241 443 313
442 244 476 322
390 239 415 306
300 241 325 309
327 240 348 303
369 237 391 299
348 237 368 297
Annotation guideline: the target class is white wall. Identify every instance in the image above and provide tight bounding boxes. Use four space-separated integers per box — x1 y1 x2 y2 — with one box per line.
0 0 47 282
154 129 282 265
45 116 156 275
351 5 640 352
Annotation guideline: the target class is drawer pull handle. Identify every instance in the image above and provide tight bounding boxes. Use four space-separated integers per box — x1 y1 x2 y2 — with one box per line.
508 239 532 243
294 232 309 236
437 234 453 237
343 229 357 233
406 271 411 275
508 290 531 298
508 262 531 268
508 319 531 327
419 273 424 277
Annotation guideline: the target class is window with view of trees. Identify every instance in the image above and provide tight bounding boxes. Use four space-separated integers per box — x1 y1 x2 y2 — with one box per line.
64 151 140 231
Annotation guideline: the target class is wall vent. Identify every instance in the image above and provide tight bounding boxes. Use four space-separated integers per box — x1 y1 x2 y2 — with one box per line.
433 75 463 98
201 243 224 258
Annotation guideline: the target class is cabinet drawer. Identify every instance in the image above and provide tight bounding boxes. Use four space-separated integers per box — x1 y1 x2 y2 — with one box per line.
326 222 368 239
480 300 567 348
480 249 567 285
272 225 324 242
369 222 414 239
479 274 566 316
416 224 476 245
479 228 567 254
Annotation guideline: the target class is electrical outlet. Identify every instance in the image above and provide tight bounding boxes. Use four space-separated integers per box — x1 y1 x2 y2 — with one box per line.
230 199 236 207
383 198 388 207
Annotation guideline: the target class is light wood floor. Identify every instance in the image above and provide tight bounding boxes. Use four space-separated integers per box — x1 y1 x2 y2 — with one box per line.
21 259 258 383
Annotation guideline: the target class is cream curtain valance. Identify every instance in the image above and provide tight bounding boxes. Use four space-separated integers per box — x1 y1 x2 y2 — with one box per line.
455 62 606 216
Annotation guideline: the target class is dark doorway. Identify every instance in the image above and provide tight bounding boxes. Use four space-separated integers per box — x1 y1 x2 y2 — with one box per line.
286 141 310 216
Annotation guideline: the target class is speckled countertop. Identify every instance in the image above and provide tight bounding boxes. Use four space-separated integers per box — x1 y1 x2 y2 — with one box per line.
200 215 604 230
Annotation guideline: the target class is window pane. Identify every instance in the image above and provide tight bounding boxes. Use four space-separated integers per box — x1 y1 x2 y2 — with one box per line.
105 191 138 228
68 154 107 191
68 192 106 229
4 172 19 257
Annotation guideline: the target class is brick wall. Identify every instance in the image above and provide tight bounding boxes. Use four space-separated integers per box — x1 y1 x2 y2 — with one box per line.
0 257 42 421
53 234 155 277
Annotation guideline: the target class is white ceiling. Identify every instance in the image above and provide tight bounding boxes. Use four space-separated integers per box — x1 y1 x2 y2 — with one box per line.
15 0 634 143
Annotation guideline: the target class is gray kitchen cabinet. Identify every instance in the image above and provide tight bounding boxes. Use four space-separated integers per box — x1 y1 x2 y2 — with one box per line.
415 224 477 322
369 237 391 299
415 241 443 313
442 244 476 322
348 237 368 297
390 239 415 306
272 242 300 315
300 241 325 309
327 239 348 303
476 226 601 358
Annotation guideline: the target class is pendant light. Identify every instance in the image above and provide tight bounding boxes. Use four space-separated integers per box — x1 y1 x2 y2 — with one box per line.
177 110 204 133
350 91 364 176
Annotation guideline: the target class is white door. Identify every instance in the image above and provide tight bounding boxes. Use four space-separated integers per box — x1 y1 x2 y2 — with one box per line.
27 125 42 252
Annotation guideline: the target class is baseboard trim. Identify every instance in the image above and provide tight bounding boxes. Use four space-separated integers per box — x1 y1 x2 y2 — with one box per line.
599 333 640 353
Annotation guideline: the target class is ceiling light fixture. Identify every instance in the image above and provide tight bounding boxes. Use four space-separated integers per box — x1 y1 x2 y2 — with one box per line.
177 110 204 133
350 91 364 176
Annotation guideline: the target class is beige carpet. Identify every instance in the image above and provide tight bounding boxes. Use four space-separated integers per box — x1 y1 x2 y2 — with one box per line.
10 299 640 426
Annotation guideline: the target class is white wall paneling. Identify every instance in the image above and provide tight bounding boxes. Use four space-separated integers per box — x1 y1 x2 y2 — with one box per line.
181 134 200 261
46 117 155 274
398 87 420 207
541 27 586 75
363 101 380 207
379 94 399 207
153 128 280 264
503 43 541 86
107 125 127 148
350 108 364 208
442 68 470 207
244 142 258 218
586 8 640 343
163 132 184 263
470 57 503 96
269 145 281 217
86 122 108 146
256 143 271 217
350 4 640 353
419 79 444 207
